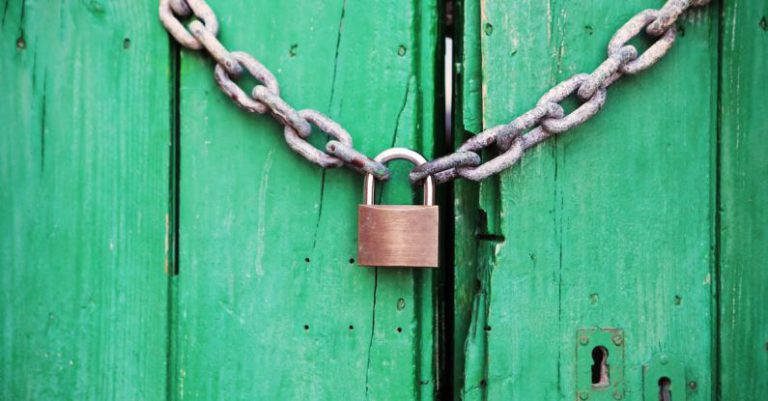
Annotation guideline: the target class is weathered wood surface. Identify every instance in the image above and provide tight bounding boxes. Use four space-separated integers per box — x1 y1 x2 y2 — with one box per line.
719 0 768 399
456 1 720 400
173 0 439 400
0 1 170 399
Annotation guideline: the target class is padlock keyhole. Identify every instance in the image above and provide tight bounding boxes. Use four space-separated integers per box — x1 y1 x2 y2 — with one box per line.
591 346 610 388
658 377 672 401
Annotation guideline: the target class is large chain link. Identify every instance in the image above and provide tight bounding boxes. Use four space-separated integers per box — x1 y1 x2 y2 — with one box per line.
158 0 710 185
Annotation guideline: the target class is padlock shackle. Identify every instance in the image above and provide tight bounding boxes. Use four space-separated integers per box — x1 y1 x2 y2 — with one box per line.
363 148 435 206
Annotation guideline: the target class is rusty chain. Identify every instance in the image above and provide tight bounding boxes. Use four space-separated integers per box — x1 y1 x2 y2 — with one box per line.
158 0 391 180
158 0 711 186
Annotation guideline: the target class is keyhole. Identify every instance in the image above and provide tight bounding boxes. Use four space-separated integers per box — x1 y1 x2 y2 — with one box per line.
591 346 610 388
590 347 608 386
658 377 672 401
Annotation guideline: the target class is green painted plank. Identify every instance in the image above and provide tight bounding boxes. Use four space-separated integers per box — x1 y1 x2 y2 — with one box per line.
460 0 483 134
451 1 482 399
0 1 171 400
458 1 718 400
719 0 768 398
173 0 439 399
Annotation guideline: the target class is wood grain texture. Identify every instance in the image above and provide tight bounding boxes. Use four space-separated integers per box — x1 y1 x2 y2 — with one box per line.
173 0 439 399
457 1 718 400
451 1 483 399
719 0 768 398
0 1 171 400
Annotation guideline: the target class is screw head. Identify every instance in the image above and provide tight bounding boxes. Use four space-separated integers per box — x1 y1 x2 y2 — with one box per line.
659 354 669 365
579 336 590 346
578 392 590 400
611 334 624 346
613 391 623 400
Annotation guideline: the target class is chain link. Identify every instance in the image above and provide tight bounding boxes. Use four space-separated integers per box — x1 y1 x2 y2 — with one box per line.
213 51 279 114
284 109 353 169
159 0 218 50
611 10 678 74
159 0 711 186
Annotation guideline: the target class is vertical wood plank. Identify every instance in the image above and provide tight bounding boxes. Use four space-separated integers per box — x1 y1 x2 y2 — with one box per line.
452 2 482 400
458 1 718 399
0 1 171 399
719 0 768 398
174 0 439 399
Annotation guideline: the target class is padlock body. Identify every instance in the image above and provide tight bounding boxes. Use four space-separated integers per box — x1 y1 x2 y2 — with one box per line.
357 205 439 267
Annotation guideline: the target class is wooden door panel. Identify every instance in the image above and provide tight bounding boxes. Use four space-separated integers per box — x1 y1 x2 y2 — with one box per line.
0 2 171 399
174 1 439 399
456 1 718 400
719 0 768 398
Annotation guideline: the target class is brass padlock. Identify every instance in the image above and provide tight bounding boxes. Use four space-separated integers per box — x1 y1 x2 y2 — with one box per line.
357 148 439 268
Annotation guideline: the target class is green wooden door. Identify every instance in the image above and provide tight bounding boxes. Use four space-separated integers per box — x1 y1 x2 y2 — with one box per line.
452 1 768 401
2 1 766 401
172 0 439 399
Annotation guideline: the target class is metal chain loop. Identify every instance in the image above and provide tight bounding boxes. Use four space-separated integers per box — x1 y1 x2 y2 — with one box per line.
409 151 481 183
214 51 280 114
188 21 242 76
284 110 352 168
326 141 391 180
610 10 678 74
647 0 705 36
495 102 564 150
577 46 636 99
455 138 526 182
159 0 711 186
457 124 517 153
158 0 218 50
541 74 608 134
251 85 312 138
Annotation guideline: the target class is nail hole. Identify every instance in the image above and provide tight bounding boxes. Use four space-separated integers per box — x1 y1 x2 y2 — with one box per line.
303 324 309 331
585 25 594 35
761 16 768 32
658 377 672 401
484 326 492 332
396 327 402 333
397 45 407 56
397 298 406 310
304 257 310 263
349 258 355 264
349 325 354 330
123 37 131 49
16 36 26 49
484 23 493 36
289 43 298 57
674 295 682 305
688 380 697 390
479 379 487 388
591 346 610 388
